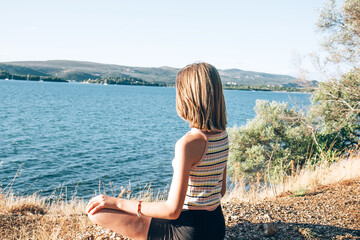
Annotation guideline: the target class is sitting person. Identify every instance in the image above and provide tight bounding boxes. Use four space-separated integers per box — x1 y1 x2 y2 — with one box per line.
86 62 229 240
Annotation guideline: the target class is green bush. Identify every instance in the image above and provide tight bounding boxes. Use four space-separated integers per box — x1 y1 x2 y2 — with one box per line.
228 100 314 181
228 69 360 181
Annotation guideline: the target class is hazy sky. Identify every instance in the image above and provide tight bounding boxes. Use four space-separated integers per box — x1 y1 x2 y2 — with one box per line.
2 0 329 77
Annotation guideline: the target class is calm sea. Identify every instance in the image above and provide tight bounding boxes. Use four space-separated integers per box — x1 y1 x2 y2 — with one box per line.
0 80 311 199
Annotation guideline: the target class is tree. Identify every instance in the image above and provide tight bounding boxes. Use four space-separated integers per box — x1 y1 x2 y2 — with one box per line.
313 0 360 150
317 0 360 66
311 69 360 150
227 0 360 181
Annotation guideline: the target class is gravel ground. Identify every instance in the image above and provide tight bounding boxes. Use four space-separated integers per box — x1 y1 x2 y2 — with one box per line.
222 178 360 239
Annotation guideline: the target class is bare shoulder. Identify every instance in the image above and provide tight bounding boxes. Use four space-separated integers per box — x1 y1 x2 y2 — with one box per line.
175 131 207 166
176 131 206 150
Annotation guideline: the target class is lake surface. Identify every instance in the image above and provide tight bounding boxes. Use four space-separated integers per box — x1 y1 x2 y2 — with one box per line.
0 80 311 199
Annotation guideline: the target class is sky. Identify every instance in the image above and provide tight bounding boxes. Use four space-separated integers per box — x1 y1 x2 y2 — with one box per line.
1 0 329 78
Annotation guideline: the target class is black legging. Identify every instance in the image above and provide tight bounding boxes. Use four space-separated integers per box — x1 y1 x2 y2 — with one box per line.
147 205 225 240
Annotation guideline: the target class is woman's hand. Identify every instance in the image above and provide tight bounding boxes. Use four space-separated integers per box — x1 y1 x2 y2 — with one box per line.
86 194 120 215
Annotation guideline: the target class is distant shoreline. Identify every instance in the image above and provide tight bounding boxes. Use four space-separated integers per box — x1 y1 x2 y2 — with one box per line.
0 78 314 93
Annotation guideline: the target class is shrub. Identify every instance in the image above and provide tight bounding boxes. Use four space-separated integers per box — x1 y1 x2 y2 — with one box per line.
228 100 314 181
228 69 360 181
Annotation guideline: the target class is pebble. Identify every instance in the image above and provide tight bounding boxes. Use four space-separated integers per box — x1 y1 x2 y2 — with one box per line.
263 223 277 237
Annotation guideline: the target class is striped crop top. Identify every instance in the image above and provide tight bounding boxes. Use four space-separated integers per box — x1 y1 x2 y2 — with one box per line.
182 128 229 210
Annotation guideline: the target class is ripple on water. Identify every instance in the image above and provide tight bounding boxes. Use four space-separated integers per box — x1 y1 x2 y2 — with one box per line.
0 81 311 197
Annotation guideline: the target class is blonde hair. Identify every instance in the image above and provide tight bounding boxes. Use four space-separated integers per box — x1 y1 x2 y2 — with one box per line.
176 62 227 132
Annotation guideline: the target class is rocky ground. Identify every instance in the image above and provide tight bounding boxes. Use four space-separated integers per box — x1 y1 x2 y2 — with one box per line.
1 178 359 239
222 178 360 239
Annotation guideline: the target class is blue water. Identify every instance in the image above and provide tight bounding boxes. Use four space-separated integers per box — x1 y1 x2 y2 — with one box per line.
0 80 311 199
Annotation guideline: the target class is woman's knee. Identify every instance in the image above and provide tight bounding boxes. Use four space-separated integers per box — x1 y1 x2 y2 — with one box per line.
88 212 99 224
87 210 109 225
87 208 137 227
87 209 151 240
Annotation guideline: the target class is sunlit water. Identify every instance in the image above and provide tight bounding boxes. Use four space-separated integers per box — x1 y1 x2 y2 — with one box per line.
0 80 311 199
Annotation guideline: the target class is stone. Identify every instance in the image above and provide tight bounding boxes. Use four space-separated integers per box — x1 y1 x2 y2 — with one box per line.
263 223 277 237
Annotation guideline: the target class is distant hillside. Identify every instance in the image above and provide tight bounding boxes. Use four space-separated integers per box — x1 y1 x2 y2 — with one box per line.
0 60 317 88
0 63 49 76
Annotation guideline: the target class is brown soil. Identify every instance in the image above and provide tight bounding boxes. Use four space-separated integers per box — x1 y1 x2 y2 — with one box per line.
1 178 359 239
222 178 360 239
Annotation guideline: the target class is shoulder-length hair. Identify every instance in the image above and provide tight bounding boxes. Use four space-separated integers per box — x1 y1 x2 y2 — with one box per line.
176 62 227 132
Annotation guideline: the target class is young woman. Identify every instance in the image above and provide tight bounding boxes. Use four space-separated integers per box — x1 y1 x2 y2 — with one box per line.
86 62 229 240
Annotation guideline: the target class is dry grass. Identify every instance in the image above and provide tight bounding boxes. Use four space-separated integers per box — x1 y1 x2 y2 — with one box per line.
0 181 168 240
224 152 360 203
0 190 89 239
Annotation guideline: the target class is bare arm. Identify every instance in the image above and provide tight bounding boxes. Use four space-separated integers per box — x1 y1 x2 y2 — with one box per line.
86 132 206 220
220 164 227 197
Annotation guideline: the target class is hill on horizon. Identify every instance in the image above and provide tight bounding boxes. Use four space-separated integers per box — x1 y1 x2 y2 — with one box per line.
0 60 317 88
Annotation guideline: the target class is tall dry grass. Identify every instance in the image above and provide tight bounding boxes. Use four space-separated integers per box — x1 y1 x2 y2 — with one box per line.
0 179 167 239
0 186 89 239
224 150 360 203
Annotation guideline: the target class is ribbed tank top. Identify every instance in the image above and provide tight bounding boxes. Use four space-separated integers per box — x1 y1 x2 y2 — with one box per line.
182 128 229 210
